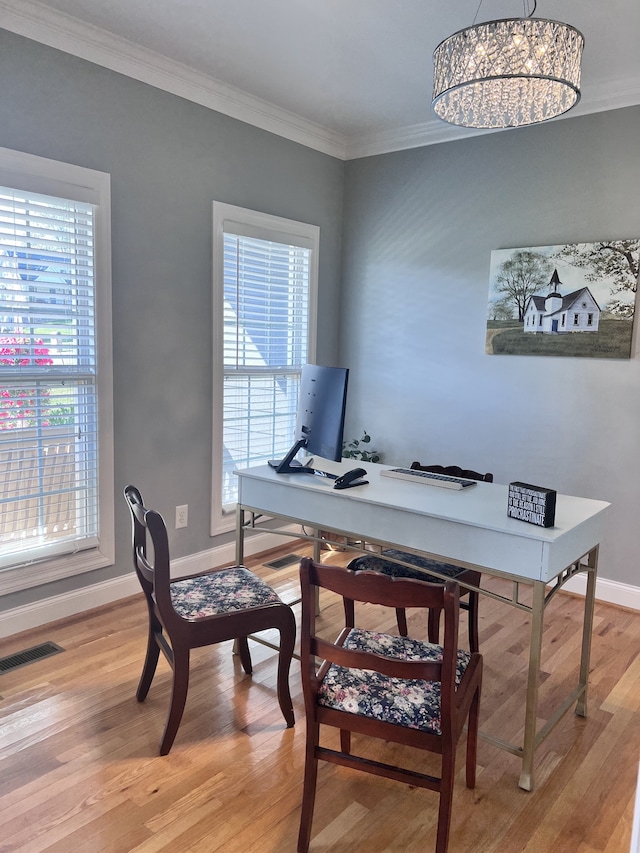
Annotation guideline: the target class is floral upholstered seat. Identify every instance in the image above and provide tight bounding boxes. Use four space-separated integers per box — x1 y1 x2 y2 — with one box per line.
349 549 468 582
170 567 282 620
317 628 471 734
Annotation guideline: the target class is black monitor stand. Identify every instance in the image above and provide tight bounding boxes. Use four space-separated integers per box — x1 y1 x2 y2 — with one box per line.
268 437 316 475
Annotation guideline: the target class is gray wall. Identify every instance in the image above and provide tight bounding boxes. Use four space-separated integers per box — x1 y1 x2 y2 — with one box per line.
340 106 640 586
1 26 638 613
0 30 344 612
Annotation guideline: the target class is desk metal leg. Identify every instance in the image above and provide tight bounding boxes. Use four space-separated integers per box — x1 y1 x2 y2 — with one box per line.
519 580 546 791
312 529 321 615
312 529 321 562
236 505 245 566
233 506 245 657
576 547 598 717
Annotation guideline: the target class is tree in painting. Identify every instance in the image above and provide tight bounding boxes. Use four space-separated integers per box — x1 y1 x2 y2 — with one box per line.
488 296 516 321
553 240 640 317
492 250 553 321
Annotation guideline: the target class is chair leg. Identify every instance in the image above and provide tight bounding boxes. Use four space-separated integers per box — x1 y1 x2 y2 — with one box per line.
468 591 480 654
237 636 253 674
430 593 479 651
276 606 296 728
136 626 161 701
343 596 355 628
428 607 442 644
395 607 409 636
340 729 351 754
297 722 320 853
159 648 190 756
466 684 481 789
435 749 456 853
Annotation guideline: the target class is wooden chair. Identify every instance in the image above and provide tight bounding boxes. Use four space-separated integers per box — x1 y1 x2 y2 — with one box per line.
297 557 483 853
346 463 493 652
124 485 295 755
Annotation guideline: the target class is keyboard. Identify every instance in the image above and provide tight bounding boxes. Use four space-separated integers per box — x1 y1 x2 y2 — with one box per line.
380 468 477 490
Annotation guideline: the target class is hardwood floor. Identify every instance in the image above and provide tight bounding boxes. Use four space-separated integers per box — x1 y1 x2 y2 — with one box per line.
1 544 639 852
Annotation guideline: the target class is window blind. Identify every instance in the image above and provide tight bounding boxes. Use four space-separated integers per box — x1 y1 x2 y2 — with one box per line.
0 187 99 569
221 232 311 506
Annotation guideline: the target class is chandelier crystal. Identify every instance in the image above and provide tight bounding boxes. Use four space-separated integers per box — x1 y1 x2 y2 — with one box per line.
432 15 584 129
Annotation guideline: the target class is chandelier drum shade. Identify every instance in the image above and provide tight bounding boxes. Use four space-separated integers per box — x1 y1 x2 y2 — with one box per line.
432 16 584 129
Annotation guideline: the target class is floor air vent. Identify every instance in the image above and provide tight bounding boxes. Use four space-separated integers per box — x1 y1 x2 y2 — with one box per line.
263 554 302 571
0 641 64 674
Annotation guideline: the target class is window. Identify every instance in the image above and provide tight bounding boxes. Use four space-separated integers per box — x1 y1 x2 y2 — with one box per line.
587 313 593 326
573 314 579 325
0 148 113 594
211 202 318 533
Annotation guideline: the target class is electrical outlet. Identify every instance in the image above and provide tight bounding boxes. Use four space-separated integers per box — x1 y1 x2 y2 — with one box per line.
175 504 188 529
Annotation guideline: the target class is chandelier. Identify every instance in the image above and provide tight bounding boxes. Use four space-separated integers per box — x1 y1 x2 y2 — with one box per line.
432 1 584 129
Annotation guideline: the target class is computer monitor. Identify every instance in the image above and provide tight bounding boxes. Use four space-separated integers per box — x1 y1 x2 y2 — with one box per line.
269 364 349 474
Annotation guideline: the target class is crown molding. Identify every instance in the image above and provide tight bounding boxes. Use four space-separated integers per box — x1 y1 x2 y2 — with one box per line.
1 0 639 163
345 76 640 160
344 120 495 160
0 0 347 159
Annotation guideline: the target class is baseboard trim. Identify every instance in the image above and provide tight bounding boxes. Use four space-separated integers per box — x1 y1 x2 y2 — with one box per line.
562 573 640 611
0 527 299 639
2 539 638 639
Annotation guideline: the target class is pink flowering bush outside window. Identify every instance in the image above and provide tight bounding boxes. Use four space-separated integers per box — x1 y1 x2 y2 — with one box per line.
0 335 54 430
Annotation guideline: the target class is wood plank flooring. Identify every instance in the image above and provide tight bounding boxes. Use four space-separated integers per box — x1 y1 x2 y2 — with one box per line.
1 544 639 852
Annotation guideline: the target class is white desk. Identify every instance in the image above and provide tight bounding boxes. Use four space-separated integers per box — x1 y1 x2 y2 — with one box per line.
235 461 610 790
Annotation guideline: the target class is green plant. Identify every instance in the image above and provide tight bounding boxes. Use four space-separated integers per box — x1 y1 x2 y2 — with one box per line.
342 430 380 463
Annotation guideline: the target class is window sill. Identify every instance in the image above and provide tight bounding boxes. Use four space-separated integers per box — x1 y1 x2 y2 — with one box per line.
0 544 114 596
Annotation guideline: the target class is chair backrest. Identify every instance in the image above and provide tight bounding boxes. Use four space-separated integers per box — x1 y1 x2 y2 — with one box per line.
410 462 494 483
124 485 174 618
299 556 461 728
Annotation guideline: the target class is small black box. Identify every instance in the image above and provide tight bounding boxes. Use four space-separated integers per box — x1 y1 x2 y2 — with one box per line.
507 482 556 528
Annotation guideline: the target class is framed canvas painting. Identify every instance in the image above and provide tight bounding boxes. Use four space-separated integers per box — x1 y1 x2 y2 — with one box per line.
486 240 639 358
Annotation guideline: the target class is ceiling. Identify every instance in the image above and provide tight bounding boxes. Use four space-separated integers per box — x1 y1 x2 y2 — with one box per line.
2 0 640 159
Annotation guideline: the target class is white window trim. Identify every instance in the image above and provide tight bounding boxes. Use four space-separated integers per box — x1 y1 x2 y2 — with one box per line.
0 147 114 595
211 201 318 535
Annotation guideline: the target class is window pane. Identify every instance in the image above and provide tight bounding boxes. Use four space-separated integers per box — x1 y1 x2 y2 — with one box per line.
0 186 98 569
221 232 311 507
223 234 309 370
0 383 98 566
222 372 300 504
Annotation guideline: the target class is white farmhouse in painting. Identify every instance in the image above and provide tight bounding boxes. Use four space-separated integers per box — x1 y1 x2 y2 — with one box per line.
523 269 601 334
